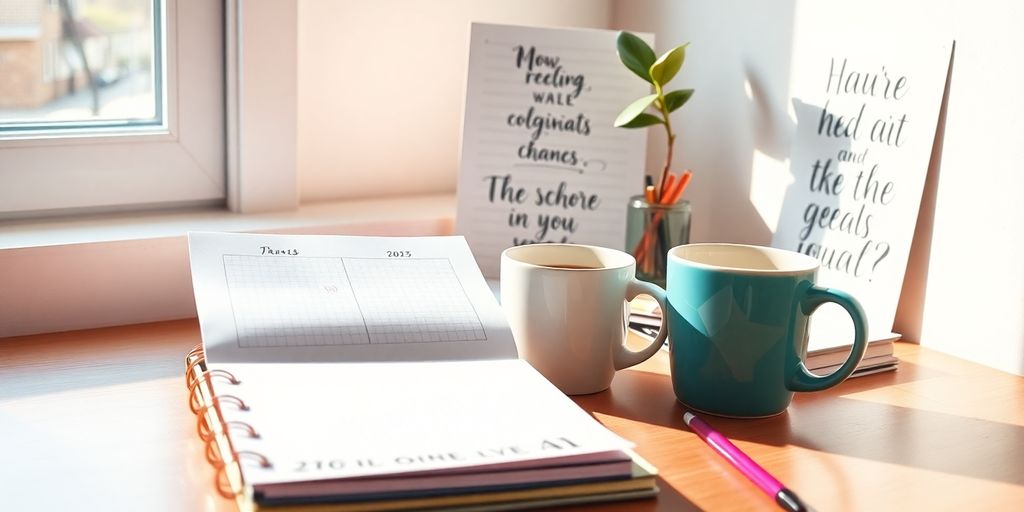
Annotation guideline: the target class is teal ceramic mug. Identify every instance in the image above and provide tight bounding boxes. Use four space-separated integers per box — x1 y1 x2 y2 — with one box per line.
666 244 868 417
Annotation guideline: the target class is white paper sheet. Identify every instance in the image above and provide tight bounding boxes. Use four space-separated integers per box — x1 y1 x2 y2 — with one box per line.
770 10 952 348
455 23 653 277
210 359 633 486
189 232 633 491
189 232 517 363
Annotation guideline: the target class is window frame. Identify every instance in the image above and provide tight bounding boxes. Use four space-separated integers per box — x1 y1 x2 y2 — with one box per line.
0 0 302 338
225 0 298 213
0 0 226 218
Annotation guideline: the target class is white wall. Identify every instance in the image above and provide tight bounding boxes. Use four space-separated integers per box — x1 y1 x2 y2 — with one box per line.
295 0 1023 375
612 0 798 246
297 0 612 202
613 0 1024 375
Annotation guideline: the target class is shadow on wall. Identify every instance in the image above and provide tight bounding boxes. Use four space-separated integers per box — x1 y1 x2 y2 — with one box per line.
772 97 851 255
616 2 945 341
612 0 799 246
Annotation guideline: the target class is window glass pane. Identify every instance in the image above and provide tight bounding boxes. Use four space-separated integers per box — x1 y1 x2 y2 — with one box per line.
0 0 159 130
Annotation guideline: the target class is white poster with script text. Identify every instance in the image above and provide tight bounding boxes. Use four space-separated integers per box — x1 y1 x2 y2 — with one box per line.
772 13 952 347
456 23 653 277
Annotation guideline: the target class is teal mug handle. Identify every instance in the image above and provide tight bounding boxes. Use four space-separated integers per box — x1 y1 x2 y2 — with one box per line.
787 285 869 392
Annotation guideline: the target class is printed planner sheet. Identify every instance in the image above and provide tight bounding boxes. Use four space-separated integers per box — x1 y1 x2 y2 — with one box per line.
189 232 517 364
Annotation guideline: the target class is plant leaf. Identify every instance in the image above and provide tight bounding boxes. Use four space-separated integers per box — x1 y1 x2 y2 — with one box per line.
648 44 688 85
664 89 695 113
614 94 659 127
618 113 663 128
616 31 656 83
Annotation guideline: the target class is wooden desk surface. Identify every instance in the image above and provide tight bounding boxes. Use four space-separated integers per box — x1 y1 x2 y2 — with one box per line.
1 320 1021 511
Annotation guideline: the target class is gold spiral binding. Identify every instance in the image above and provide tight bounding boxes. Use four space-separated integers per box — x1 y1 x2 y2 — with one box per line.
199 394 249 413
186 345 270 502
203 424 261 464
198 413 260 443
186 343 203 365
198 412 214 442
185 344 205 388
195 396 252 468
236 450 273 467
215 464 237 499
214 451 272 499
189 368 241 397
225 421 260 438
205 436 224 465
186 343 202 358
189 370 242 414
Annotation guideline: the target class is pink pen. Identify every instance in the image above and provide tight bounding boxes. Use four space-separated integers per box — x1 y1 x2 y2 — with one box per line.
683 412 812 512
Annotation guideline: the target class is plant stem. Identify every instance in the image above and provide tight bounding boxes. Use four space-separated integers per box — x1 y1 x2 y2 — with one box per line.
654 83 676 199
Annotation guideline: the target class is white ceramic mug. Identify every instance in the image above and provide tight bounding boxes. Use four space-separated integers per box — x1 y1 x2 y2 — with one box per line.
500 244 669 395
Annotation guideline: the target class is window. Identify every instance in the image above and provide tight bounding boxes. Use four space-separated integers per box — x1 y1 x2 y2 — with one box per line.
0 1 299 339
1 0 158 129
0 0 224 218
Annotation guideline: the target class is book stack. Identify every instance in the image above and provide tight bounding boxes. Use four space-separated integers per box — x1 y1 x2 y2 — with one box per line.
802 334 899 377
186 233 658 511
187 349 658 511
628 295 899 377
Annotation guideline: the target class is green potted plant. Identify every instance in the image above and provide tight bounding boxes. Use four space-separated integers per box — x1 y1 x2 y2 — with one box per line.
614 31 694 286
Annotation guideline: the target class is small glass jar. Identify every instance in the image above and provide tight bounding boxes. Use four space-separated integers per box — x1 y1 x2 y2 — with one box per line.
625 195 691 287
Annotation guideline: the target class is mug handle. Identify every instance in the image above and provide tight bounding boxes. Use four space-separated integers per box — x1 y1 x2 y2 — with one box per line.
787 285 869 392
614 278 670 370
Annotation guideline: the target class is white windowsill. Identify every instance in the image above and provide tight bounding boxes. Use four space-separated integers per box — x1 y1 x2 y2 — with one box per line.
2 194 455 250
0 194 456 338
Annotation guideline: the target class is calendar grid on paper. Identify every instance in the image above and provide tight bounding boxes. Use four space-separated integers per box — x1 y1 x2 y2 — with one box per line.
222 255 486 348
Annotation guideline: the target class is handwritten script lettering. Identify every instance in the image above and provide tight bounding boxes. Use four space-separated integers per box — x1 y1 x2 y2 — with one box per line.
259 246 299 256
791 56 913 282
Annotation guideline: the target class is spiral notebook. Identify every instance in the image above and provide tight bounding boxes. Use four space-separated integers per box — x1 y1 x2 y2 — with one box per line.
185 232 658 510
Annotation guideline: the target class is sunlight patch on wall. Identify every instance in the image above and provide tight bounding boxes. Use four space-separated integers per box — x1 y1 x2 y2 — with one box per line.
749 149 793 234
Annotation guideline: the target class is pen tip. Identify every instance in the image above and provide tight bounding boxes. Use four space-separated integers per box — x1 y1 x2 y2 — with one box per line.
683 412 694 424
776 489 812 512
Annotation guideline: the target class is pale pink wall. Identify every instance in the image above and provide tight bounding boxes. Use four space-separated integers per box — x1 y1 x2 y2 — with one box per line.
296 0 614 202
289 0 1024 374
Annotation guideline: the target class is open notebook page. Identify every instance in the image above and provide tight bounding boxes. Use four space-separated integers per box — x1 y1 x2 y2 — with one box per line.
212 360 633 486
189 232 632 486
189 232 517 364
